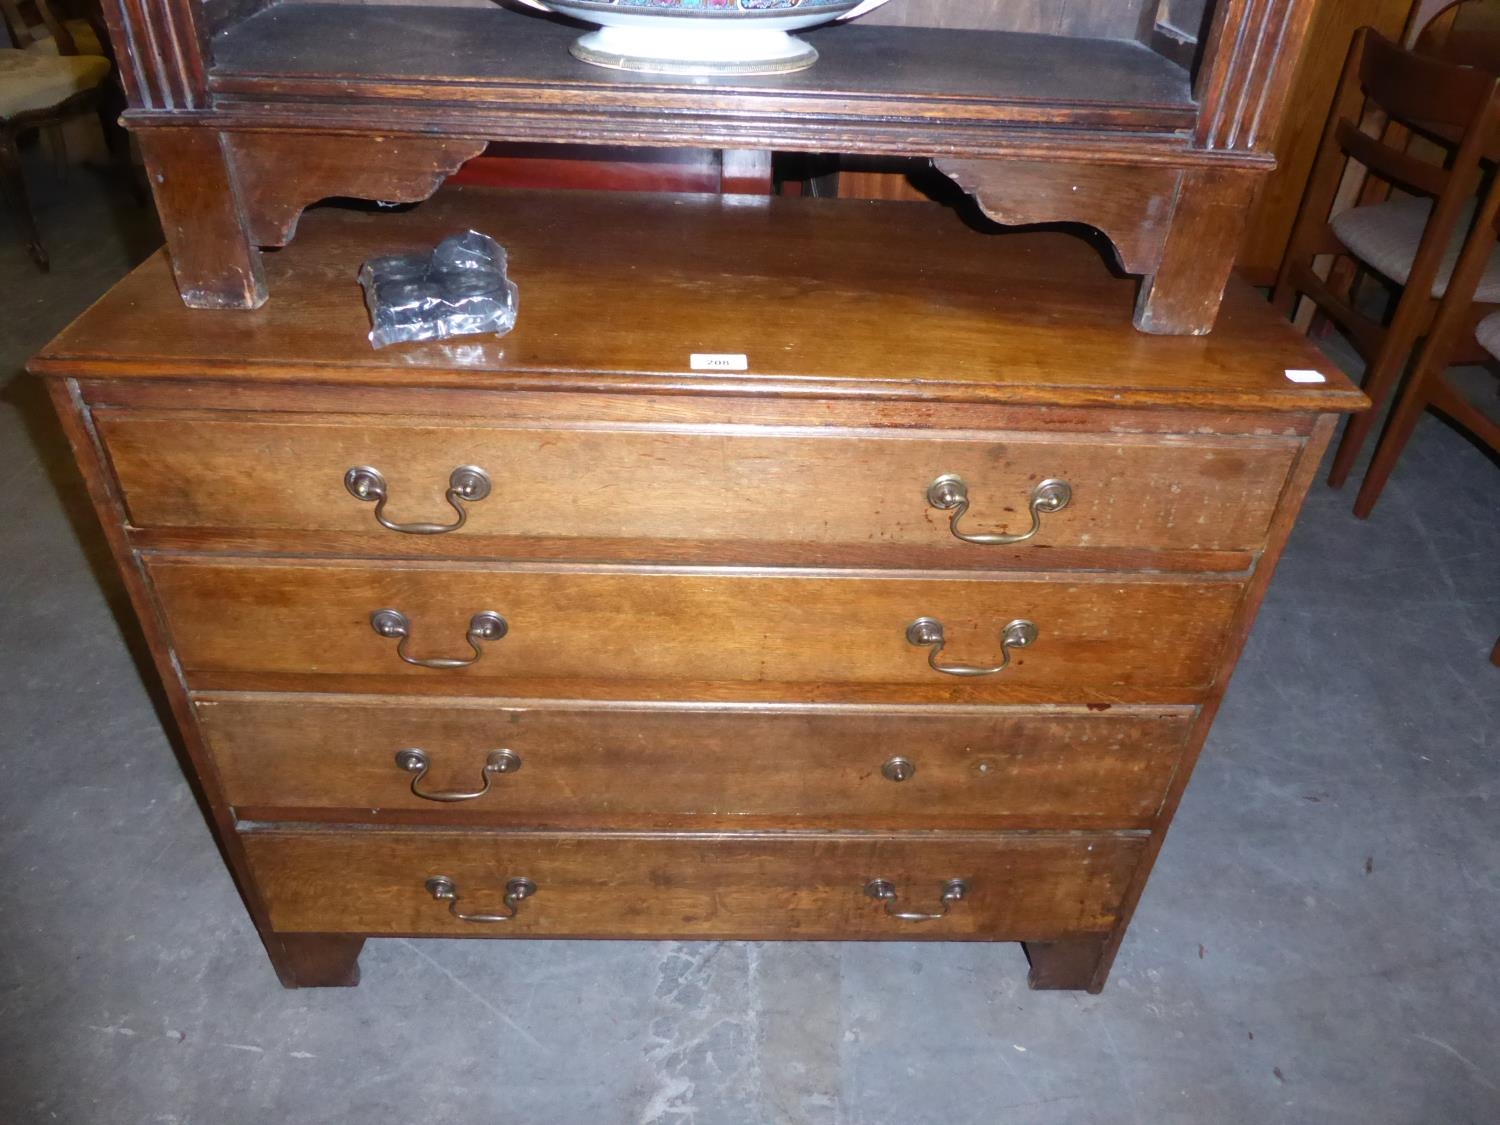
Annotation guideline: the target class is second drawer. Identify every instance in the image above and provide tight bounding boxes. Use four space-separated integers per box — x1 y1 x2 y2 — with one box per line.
150 558 1245 702
198 695 1195 829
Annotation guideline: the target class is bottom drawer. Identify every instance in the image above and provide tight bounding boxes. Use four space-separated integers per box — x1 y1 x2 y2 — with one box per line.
242 829 1146 941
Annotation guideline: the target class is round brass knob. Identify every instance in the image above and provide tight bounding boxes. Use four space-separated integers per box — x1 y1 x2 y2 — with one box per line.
882 757 916 782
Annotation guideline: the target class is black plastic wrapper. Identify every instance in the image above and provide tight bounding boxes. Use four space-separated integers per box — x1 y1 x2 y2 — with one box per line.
358 230 519 349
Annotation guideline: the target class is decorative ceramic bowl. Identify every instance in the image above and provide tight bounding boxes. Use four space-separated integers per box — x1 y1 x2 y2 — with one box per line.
511 0 896 75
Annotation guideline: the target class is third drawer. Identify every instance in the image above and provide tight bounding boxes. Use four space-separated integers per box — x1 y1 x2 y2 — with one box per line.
199 695 1196 829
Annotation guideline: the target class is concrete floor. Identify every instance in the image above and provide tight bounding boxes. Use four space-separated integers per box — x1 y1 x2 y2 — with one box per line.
1 162 1498 1125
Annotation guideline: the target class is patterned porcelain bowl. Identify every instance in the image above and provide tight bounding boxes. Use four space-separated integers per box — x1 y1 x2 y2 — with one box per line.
511 0 896 75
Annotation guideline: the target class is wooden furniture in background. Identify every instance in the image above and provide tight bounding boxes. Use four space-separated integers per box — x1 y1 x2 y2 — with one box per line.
0 0 112 267
1416 0 1500 66
94 0 1314 334
1236 0 1418 286
1271 30 1500 488
1354 171 1500 516
32 186 1364 990
2 0 104 54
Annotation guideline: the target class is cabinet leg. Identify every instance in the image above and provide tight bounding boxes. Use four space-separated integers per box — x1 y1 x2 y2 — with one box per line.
265 933 365 988
135 127 267 310
1023 935 1114 993
1134 170 1257 336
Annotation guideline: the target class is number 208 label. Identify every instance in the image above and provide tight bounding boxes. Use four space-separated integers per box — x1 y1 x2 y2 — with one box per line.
690 353 750 371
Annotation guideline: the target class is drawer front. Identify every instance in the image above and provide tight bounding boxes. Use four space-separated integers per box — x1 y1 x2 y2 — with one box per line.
97 410 1297 555
151 559 1244 701
241 829 1146 940
198 695 1194 829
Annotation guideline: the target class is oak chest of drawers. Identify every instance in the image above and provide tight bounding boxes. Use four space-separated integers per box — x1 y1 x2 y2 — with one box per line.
33 188 1364 991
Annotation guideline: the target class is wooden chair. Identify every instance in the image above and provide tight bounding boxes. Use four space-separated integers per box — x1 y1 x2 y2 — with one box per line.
2 0 105 56
1271 29 1500 489
1416 0 1500 71
1353 166 1500 519
0 0 114 268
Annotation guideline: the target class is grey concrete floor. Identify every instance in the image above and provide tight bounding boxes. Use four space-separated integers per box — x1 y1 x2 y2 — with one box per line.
1 162 1498 1125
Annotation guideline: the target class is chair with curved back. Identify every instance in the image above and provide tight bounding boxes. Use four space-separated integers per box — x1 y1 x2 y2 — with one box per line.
1351 154 1500 515
1272 29 1500 491
2 0 105 56
1417 0 1500 70
0 0 114 269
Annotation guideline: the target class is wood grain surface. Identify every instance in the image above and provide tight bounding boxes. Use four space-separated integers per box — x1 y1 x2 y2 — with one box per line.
96 409 1300 555
242 827 1147 939
199 694 1195 830
208 8 1196 135
32 189 1364 413
147 558 1246 701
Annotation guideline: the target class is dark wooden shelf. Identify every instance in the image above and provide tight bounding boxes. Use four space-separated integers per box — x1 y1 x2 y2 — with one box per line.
206 4 1198 149
114 0 1313 328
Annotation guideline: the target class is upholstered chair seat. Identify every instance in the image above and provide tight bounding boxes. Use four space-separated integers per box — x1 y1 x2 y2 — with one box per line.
1332 195 1500 301
0 48 109 119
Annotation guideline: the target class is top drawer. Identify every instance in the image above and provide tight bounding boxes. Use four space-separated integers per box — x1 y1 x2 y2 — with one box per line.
94 410 1297 566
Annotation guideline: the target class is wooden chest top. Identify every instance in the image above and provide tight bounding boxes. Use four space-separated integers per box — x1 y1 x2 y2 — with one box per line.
32 187 1361 414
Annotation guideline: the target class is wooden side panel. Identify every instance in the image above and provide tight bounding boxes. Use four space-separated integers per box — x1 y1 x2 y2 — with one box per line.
146 559 1246 702
198 695 1196 830
1085 412 1341 988
242 828 1148 940
42 378 320 988
94 411 1301 553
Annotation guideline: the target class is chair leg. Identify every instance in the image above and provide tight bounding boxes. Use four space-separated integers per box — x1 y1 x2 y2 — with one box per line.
44 124 68 178
1328 301 1430 488
1491 636 1499 667
1352 365 1433 518
0 132 48 271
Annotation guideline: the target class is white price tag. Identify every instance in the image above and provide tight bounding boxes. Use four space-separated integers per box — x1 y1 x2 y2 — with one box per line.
1284 369 1327 384
691 353 749 372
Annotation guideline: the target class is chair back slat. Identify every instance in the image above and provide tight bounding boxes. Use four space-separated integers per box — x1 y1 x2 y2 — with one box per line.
1424 29 1500 70
0 0 79 53
1360 29 1500 134
1417 0 1500 73
0 0 36 47
1335 120 1452 198
35 0 77 54
1339 30 1500 203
